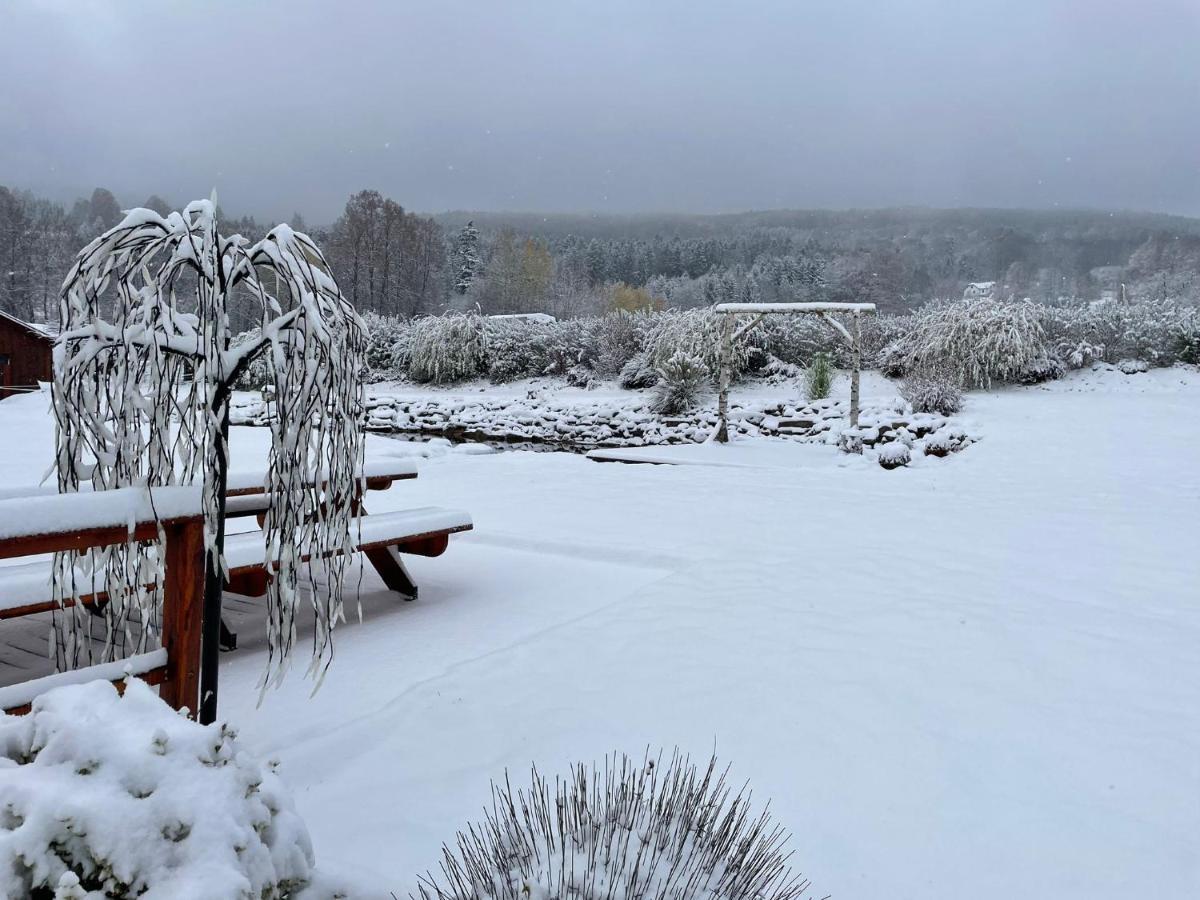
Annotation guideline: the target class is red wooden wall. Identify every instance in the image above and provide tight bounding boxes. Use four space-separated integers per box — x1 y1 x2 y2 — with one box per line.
0 315 54 399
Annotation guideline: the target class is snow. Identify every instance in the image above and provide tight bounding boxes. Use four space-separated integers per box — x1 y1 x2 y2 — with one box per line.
713 302 877 313
0 366 1197 898
0 649 166 712
0 679 314 899
0 485 203 544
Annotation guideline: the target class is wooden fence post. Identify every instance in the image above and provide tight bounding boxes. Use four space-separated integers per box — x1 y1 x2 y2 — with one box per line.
850 310 862 429
160 519 204 716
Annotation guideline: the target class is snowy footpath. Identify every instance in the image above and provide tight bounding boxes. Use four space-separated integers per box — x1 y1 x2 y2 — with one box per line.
1 367 1198 898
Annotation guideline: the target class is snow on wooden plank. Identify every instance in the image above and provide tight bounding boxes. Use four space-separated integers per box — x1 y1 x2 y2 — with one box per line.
224 458 420 495
713 302 877 313
0 648 167 713
0 485 203 544
222 507 473 573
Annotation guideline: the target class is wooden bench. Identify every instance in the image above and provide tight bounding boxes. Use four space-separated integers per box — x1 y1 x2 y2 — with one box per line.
0 486 205 715
0 462 473 716
222 506 473 600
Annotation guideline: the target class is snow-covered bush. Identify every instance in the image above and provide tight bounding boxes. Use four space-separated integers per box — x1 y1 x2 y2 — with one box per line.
900 366 963 415
652 351 709 415
1016 355 1065 384
360 312 411 381
618 352 660 389
0 680 313 899
757 315 839 367
878 442 911 470
644 308 740 379
407 313 488 383
230 328 273 391
1116 358 1149 374
414 752 808 900
485 317 556 382
1041 299 1199 367
892 298 1048 387
804 351 833 400
587 312 646 376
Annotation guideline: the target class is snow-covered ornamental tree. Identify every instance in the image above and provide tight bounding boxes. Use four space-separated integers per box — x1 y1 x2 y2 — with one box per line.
52 199 366 722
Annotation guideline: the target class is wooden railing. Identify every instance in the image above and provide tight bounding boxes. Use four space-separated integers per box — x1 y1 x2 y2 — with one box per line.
0 486 205 716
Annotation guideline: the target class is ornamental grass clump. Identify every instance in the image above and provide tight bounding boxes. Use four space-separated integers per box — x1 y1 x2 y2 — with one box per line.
804 351 834 400
652 351 709 415
895 297 1047 387
407 312 488 383
413 752 814 900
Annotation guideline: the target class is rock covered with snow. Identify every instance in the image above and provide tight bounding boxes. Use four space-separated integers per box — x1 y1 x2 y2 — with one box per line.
0 680 314 899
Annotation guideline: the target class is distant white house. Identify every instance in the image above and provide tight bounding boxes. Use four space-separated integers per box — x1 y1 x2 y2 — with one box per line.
962 281 996 301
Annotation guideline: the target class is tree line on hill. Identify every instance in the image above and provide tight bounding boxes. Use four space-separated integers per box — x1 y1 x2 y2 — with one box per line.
3 184 1198 328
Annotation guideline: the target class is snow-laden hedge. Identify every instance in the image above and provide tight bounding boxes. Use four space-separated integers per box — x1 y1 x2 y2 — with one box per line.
294 297 1198 390
886 298 1049 387
0 680 314 899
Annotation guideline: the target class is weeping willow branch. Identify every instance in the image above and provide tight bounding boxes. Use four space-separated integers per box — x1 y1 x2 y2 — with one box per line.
52 199 366 693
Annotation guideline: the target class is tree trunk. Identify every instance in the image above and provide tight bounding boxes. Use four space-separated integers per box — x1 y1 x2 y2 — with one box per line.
714 315 733 443
198 399 231 725
850 311 862 429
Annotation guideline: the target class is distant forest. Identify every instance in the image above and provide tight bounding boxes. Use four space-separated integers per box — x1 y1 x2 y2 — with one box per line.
3 184 1199 326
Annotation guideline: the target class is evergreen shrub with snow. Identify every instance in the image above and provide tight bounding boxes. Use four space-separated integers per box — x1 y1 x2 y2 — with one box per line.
407 313 488 383
804 351 833 400
0 680 313 900
652 351 708 415
414 752 811 900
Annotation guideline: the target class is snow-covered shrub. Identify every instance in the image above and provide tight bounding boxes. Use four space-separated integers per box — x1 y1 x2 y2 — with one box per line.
804 351 833 400
878 442 911 469
900 366 963 415
1116 358 1149 374
1041 299 1199 367
924 427 970 457
587 312 646 376
1016 355 1065 384
0 680 313 900
1058 339 1105 370
532 318 589 377
757 315 839 367
230 328 272 390
485 317 555 382
893 298 1047 387
565 364 596 389
618 352 660 389
360 312 411 381
644 308 740 379
652 351 709 415
414 752 808 900
407 313 487 383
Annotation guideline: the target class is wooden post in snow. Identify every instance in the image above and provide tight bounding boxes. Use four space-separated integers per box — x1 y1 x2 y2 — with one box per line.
714 313 734 443
849 310 862 429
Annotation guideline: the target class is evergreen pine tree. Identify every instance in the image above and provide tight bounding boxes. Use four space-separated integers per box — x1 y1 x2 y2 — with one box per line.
454 220 481 295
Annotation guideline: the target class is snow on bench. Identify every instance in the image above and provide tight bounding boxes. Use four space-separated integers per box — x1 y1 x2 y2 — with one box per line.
223 507 474 574
0 485 203 551
224 458 419 496
0 649 168 715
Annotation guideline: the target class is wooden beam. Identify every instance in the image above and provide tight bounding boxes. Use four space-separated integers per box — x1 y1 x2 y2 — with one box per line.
158 519 205 716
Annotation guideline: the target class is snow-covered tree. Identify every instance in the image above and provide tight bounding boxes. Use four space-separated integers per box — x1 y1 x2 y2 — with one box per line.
454 220 481 295
52 198 366 721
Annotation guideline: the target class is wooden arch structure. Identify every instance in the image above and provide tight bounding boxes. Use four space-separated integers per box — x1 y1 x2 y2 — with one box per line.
711 301 877 443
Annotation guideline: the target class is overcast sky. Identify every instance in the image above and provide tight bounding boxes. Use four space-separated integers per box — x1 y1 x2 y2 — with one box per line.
3 0 1198 223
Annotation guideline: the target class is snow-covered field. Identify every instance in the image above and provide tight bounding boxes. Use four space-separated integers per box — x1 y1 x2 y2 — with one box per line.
1 366 1198 898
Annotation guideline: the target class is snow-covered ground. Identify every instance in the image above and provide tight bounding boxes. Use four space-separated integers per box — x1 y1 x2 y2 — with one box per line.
1 366 1198 898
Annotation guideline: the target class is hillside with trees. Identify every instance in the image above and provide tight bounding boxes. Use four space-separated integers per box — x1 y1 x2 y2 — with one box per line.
3 185 1198 327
